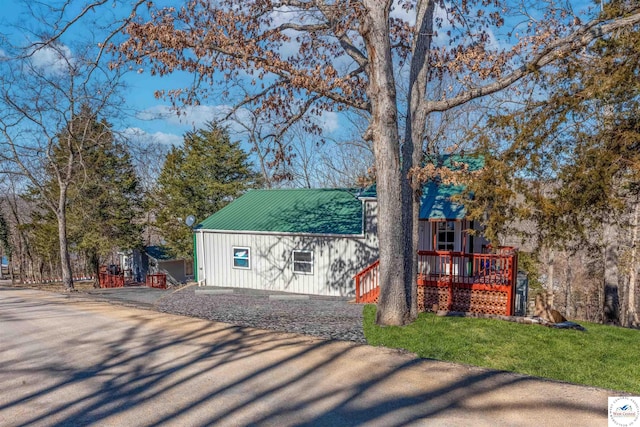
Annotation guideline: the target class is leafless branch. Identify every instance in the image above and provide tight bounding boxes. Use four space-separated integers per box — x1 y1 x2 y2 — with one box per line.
425 9 640 113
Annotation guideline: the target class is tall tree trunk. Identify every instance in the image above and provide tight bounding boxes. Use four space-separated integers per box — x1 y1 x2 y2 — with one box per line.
564 251 572 319
56 185 75 292
362 0 408 325
627 201 639 327
602 221 620 324
546 248 555 305
401 0 436 322
6 196 26 284
89 251 101 288
9 254 14 285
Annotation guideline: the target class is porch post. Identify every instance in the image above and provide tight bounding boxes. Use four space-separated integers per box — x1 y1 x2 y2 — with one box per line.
432 220 436 251
461 219 466 254
448 255 454 311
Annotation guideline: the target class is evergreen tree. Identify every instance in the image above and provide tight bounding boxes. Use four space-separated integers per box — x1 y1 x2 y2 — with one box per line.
27 106 143 283
21 213 60 281
468 5 640 325
154 122 260 258
67 130 143 284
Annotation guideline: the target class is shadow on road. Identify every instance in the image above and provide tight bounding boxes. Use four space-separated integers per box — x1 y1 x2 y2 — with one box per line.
0 289 605 426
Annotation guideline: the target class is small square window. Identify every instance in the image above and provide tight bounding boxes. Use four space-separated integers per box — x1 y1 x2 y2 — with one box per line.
293 250 313 274
233 247 250 269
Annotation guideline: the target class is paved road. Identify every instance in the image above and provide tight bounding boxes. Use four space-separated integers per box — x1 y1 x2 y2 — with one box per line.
0 288 611 426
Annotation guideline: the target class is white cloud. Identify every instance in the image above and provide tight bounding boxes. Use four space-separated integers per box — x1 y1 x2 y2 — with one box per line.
315 110 339 134
122 127 183 146
136 105 179 122
137 104 235 129
137 103 260 137
151 131 183 146
29 45 74 75
137 101 340 144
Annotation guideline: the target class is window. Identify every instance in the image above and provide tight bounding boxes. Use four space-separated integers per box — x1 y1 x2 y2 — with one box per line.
233 247 251 269
293 250 313 274
436 221 455 251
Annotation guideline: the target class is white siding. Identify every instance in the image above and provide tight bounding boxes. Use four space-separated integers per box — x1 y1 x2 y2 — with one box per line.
418 220 435 251
195 199 379 297
418 219 487 253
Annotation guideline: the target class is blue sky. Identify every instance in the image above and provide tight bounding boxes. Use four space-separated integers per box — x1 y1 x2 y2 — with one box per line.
1 0 187 145
1 0 342 152
1 0 601 152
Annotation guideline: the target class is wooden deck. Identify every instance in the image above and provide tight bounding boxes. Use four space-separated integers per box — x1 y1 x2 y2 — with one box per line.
355 249 518 316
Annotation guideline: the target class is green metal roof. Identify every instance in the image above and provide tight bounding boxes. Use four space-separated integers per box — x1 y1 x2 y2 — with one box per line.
197 189 363 235
355 183 466 220
356 155 482 220
420 154 481 219
419 182 466 220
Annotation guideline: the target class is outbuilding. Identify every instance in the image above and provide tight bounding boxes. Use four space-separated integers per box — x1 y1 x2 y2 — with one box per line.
193 188 379 297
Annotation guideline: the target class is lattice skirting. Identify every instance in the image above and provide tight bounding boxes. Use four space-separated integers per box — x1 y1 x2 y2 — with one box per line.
359 289 379 304
417 285 509 315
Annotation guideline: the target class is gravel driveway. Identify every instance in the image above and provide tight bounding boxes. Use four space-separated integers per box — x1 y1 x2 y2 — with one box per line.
4 281 368 343
154 286 366 343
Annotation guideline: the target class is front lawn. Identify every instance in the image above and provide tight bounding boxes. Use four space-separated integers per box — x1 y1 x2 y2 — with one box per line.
363 305 640 393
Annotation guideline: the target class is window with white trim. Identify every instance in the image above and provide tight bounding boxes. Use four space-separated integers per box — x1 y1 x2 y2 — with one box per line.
436 221 455 251
233 247 251 269
293 250 313 274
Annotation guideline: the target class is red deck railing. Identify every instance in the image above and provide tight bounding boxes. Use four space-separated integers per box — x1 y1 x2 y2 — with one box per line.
146 273 167 289
99 272 125 288
354 260 380 304
355 249 518 315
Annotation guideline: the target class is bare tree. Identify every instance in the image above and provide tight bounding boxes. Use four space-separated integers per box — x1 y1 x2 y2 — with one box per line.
221 107 295 188
0 10 128 290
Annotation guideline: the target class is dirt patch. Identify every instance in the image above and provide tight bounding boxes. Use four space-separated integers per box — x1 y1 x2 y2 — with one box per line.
2 280 97 293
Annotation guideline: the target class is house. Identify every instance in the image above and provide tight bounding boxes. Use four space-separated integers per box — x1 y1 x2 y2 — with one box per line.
194 188 379 297
354 178 519 315
194 157 520 315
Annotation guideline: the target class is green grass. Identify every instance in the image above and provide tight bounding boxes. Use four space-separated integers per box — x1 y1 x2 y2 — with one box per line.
363 305 640 393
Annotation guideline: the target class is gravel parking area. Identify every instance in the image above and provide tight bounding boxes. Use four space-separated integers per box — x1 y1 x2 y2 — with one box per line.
2 281 368 343
155 286 366 343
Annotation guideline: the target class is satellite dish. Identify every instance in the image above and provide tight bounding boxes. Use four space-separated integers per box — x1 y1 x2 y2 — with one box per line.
185 215 196 227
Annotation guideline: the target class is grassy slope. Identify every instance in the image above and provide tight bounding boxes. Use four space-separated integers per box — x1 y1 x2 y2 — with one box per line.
363 305 640 394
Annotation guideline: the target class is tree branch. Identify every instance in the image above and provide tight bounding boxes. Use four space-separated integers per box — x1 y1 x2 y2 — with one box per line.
425 9 640 113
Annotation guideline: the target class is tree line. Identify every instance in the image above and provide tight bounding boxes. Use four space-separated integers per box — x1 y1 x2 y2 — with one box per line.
466 12 640 327
0 109 258 288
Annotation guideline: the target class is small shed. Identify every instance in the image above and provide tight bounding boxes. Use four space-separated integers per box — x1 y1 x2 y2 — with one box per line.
194 188 378 297
144 246 194 284
120 246 194 285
